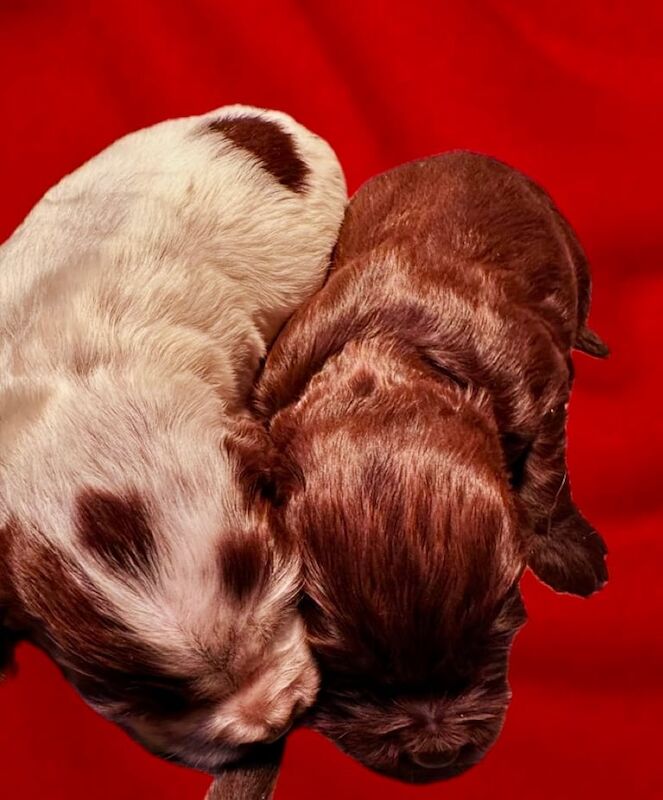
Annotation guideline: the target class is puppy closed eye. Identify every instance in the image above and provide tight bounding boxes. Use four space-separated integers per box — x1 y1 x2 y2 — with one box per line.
76 670 195 717
501 433 532 489
124 677 195 716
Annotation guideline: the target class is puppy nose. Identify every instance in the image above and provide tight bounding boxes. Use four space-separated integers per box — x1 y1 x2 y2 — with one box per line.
411 749 459 769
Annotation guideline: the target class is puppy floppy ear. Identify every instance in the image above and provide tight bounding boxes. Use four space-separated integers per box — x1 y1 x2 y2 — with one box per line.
575 326 610 359
526 484 608 598
513 397 608 598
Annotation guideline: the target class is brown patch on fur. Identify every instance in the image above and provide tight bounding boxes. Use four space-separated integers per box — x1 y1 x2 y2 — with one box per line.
76 490 157 579
254 152 607 780
207 115 309 193
218 530 272 603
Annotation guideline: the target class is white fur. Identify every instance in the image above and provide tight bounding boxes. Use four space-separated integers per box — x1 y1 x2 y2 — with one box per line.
0 105 346 769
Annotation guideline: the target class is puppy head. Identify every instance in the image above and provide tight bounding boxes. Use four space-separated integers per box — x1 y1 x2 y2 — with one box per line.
0 385 317 773
270 343 526 780
310 591 526 782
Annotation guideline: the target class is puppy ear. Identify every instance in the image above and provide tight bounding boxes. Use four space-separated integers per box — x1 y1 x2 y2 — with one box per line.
527 499 608 597
575 326 610 359
206 740 284 800
515 404 608 598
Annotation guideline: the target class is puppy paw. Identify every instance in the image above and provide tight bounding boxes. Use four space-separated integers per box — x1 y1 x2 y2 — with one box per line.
528 515 608 597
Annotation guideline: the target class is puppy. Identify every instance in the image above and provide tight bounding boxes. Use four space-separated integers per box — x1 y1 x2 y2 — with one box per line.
0 105 346 773
254 153 608 783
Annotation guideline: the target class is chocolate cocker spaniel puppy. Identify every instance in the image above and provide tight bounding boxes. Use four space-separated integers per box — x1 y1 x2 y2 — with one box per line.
0 105 346 774
254 152 609 783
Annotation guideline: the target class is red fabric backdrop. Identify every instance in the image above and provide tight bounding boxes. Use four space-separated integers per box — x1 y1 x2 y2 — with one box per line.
1 1 661 797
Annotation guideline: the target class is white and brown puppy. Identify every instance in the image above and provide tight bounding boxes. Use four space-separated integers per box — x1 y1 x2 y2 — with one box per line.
0 105 346 773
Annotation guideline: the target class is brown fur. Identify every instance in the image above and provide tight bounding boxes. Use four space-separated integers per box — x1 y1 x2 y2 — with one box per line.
76 490 158 580
206 116 310 193
254 152 608 781
206 740 284 800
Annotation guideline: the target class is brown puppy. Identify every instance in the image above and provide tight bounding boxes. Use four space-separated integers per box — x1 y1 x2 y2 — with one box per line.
253 153 608 783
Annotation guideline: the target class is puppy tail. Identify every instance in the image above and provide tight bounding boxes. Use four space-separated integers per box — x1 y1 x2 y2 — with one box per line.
575 326 610 359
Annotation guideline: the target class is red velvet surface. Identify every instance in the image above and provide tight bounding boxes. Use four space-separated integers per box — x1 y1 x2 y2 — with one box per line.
1 2 661 797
